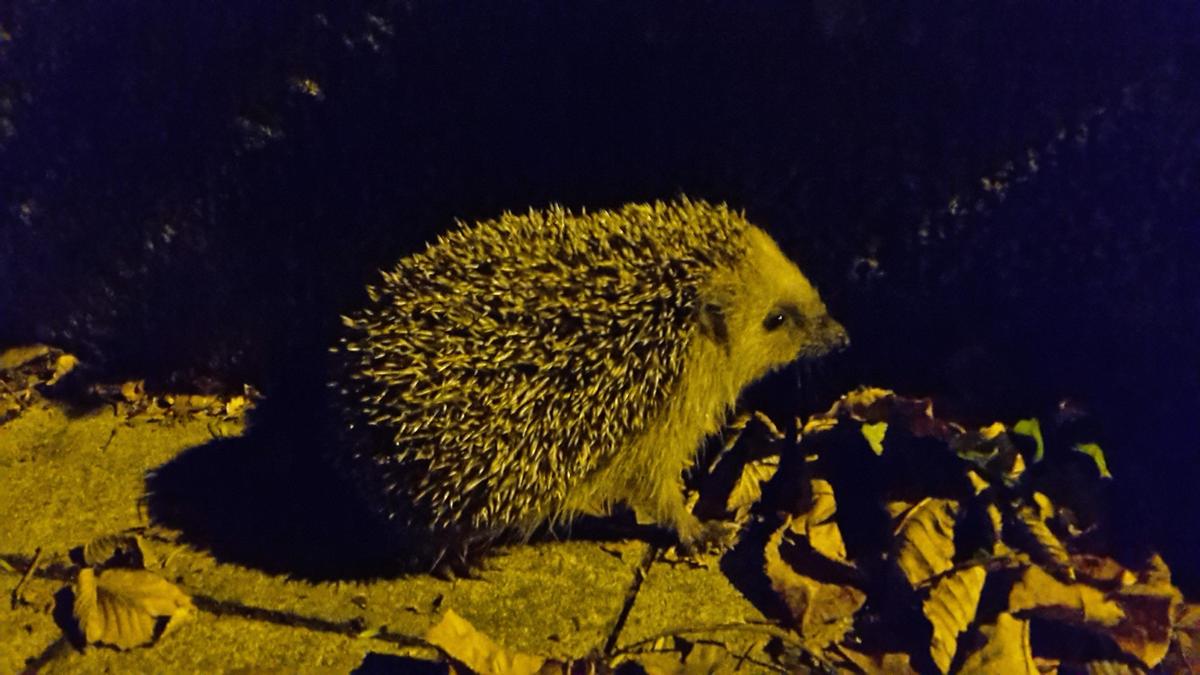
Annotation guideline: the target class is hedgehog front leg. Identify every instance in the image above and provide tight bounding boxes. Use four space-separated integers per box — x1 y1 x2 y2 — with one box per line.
636 470 738 553
561 444 699 544
637 429 747 551
626 442 712 547
657 479 703 542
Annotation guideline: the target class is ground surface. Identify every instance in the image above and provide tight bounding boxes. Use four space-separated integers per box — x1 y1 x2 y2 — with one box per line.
0 359 771 673
5 351 1199 673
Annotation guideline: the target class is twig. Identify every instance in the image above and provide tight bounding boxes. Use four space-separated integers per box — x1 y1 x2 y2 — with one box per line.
11 546 43 609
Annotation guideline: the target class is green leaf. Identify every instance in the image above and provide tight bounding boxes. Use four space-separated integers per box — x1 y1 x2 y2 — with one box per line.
861 422 888 455
1072 442 1112 479
1011 418 1045 463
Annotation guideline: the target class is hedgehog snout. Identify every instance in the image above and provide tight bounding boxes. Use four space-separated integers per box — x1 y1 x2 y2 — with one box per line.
821 317 850 353
794 315 849 361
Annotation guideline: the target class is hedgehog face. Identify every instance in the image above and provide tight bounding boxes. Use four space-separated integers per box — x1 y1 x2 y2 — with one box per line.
708 226 848 387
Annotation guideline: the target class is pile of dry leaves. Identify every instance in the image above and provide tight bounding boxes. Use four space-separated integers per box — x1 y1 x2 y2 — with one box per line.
687 386 1197 673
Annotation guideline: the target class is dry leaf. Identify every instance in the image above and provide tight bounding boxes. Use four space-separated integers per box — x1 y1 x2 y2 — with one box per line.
884 500 915 520
47 354 79 385
1080 660 1143 674
894 498 959 588
861 421 888 455
923 564 987 673
1 397 22 421
681 643 733 674
979 422 1006 440
82 532 156 569
794 479 848 562
1072 443 1112 479
1014 497 1073 579
764 525 864 650
1011 418 1045 463
1008 565 1124 627
1167 602 1200 673
73 568 193 649
951 424 1023 480
225 394 249 417
1106 575 1182 668
835 646 917 675
1005 452 1027 481
1072 554 1135 588
120 380 145 403
965 471 990 495
425 609 547 675
1139 553 1172 588
0 344 50 370
983 504 1010 557
956 612 1037 675
802 415 839 435
170 394 221 416
726 457 778 519
842 386 894 422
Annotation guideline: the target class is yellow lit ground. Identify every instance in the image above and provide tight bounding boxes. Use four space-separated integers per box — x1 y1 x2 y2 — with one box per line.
0 353 767 673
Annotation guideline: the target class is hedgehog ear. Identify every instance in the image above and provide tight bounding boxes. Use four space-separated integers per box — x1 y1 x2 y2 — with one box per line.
695 293 731 348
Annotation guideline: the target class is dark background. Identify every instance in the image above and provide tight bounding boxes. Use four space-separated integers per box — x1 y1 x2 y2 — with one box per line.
1 2 1198 591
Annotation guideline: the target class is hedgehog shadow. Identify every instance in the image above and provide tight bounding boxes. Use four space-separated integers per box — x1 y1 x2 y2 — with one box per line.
144 397 414 581
142 394 664 581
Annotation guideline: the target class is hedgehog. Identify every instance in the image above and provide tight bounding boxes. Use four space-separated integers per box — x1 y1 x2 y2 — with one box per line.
328 198 848 567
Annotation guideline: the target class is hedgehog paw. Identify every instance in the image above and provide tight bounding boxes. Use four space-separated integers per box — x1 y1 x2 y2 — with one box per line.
429 553 482 580
675 518 739 556
426 537 495 580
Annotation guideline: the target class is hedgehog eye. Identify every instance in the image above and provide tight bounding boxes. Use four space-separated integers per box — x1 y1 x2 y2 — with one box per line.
763 311 788 331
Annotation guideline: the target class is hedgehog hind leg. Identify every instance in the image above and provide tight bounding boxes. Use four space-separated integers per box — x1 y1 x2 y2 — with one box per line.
427 538 483 580
417 527 508 579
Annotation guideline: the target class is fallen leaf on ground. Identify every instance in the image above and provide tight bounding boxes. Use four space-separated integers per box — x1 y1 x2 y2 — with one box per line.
82 532 157 569
894 497 959 588
72 567 193 649
764 523 864 651
120 380 145 403
1008 565 1124 627
680 642 736 674
1166 602 1200 672
1072 442 1113 479
841 386 894 422
956 612 1037 674
0 344 50 370
834 646 916 674
1011 418 1044 463
861 421 888 455
47 353 79 385
425 608 549 675
726 457 778 520
1014 495 1073 578
1107 567 1182 668
923 564 987 673
782 478 849 563
225 394 249 416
